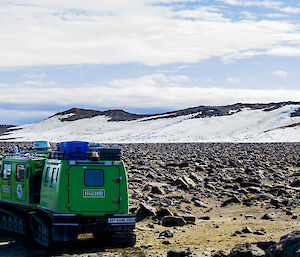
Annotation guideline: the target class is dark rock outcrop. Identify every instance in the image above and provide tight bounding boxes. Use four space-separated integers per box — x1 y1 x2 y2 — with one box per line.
136 203 156 221
265 231 300 257
229 243 265 257
161 216 186 227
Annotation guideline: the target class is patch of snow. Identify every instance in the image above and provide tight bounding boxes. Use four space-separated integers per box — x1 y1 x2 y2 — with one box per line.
1 105 299 142
228 109 239 114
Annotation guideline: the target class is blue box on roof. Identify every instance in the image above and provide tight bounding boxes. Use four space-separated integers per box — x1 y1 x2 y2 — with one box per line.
56 141 89 160
66 152 89 160
56 142 63 151
57 141 89 153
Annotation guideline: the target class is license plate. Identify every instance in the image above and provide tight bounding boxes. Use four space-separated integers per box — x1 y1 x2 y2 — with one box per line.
107 217 136 224
83 189 105 198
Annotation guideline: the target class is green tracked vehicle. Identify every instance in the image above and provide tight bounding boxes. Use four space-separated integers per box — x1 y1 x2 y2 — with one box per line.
0 141 136 247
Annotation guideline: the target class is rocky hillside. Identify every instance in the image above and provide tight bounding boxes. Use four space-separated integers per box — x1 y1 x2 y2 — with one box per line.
52 108 149 122
0 125 15 136
52 102 300 122
0 102 300 142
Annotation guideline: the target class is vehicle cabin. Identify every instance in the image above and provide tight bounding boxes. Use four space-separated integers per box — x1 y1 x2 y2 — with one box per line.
0 141 136 247
0 156 45 205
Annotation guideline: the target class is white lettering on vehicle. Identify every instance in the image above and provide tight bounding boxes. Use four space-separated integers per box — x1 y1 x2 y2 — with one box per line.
83 189 105 198
107 217 136 223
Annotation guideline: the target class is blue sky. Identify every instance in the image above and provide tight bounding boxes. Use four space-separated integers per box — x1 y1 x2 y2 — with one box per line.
0 0 300 124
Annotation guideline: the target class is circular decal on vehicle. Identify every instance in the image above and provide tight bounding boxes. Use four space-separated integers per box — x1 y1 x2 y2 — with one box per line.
17 184 22 198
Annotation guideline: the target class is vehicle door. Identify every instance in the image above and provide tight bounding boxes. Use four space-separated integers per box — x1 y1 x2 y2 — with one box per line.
14 163 26 202
1 163 12 199
68 164 121 213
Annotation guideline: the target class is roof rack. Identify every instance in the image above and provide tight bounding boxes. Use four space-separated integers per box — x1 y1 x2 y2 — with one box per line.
4 150 50 160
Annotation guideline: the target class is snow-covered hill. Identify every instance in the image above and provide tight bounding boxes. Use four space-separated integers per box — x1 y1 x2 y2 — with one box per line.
1 102 300 142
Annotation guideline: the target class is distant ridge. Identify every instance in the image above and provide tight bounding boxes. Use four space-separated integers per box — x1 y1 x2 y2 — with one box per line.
52 108 149 122
1 101 299 142
51 101 300 122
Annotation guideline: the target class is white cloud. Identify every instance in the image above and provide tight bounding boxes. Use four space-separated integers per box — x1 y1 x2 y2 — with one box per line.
24 73 46 79
265 13 288 18
0 1 300 67
239 11 256 20
109 73 190 88
218 0 300 15
272 70 288 78
3 0 146 12
227 77 240 83
281 7 300 14
24 80 45 86
217 0 283 9
0 76 299 114
175 7 227 21
267 47 300 56
176 65 189 70
23 80 57 86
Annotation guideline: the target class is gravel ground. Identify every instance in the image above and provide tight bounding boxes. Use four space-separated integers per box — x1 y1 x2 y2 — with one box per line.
0 142 299 256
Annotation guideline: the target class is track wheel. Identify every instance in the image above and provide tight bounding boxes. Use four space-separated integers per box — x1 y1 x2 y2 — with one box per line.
1 215 7 228
8 216 12 230
18 219 24 233
34 220 51 247
94 231 111 246
13 217 18 232
43 227 50 245
111 232 136 247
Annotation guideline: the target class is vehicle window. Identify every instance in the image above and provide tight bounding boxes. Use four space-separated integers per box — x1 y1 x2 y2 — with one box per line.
3 164 11 180
56 168 59 182
45 167 50 183
51 168 57 185
84 169 104 187
16 164 25 182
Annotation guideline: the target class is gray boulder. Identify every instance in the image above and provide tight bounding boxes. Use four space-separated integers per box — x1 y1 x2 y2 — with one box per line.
136 203 156 221
162 216 186 227
212 250 227 257
221 196 241 207
151 185 164 194
157 208 174 219
167 249 192 257
176 176 196 190
159 229 174 238
229 243 265 257
265 231 300 257
178 214 196 224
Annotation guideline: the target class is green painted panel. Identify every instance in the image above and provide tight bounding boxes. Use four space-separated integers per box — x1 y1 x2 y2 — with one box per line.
0 157 45 207
40 160 62 213
68 165 121 212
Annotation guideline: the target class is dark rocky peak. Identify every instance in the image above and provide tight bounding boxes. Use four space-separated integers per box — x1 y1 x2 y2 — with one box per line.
102 109 150 122
52 108 149 122
145 102 300 121
291 108 300 117
0 125 16 136
53 108 102 121
51 101 300 123
187 101 300 119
